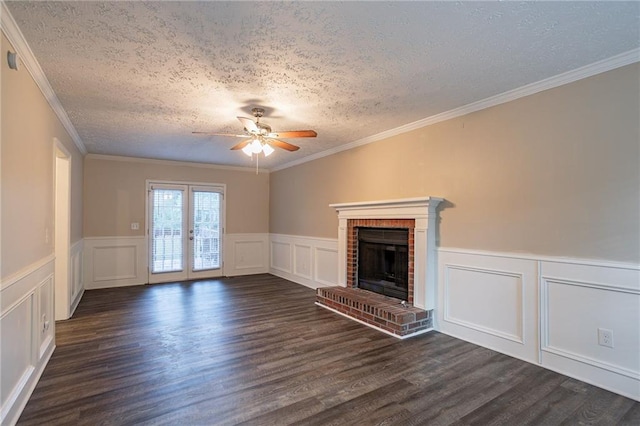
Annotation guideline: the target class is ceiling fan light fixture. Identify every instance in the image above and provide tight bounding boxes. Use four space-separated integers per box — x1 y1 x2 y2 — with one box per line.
193 107 317 159
250 139 263 154
262 143 274 157
242 145 253 157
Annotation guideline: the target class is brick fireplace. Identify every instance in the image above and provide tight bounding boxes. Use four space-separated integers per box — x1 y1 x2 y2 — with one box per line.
316 197 443 338
347 219 415 303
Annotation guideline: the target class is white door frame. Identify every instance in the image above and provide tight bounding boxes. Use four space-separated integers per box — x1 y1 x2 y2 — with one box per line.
54 138 72 320
146 180 226 283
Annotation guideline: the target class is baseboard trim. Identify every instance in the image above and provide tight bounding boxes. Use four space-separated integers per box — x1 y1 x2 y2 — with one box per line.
436 329 537 366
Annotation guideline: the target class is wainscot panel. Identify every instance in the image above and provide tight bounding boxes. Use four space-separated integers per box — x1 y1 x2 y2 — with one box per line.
270 240 292 274
437 247 640 401
0 258 56 426
437 250 539 363
314 246 339 287
224 233 269 276
540 260 640 400
83 237 147 289
269 234 339 289
444 264 525 344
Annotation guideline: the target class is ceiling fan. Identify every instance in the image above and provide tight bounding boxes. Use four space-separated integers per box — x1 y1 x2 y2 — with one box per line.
193 108 317 157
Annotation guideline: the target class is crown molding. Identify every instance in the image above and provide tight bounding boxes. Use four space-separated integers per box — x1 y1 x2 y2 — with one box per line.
272 48 640 172
85 154 269 174
1 1 87 155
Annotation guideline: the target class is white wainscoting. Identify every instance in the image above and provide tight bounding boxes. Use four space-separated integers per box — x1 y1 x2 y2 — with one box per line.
84 237 148 289
437 248 640 401
84 234 270 288
69 239 84 315
540 261 640 400
224 233 269 276
0 257 56 426
438 250 539 363
269 234 339 289
443 264 525 344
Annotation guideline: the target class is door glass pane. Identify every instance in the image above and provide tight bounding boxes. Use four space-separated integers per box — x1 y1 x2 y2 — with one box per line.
192 191 221 271
151 189 184 273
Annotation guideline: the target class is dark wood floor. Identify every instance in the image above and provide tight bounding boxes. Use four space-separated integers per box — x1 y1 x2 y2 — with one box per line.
18 274 639 425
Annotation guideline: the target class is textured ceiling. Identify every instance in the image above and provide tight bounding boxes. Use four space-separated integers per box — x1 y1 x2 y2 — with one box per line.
6 1 640 169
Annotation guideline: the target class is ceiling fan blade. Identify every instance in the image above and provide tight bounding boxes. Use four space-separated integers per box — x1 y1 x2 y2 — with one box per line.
268 130 317 138
230 139 252 150
192 132 247 137
268 138 300 152
237 117 259 133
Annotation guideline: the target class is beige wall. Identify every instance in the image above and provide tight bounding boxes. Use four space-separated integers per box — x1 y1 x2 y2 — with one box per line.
1 33 84 279
83 156 269 236
270 64 640 263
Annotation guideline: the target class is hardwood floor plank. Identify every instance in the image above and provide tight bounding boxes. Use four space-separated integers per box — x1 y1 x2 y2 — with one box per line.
459 365 568 425
16 274 639 425
515 385 603 426
292 379 419 426
618 401 640 426
561 387 638 426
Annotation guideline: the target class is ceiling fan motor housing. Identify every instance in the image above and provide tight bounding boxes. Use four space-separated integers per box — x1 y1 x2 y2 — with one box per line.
256 122 272 135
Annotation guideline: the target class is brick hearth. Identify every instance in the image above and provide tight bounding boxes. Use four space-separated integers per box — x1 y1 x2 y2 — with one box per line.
316 287 433 337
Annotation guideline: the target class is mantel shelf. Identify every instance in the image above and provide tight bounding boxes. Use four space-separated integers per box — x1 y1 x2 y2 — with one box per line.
330 196 443 212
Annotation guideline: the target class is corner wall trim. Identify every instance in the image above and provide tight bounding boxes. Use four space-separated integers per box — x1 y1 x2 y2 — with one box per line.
1 2 87 155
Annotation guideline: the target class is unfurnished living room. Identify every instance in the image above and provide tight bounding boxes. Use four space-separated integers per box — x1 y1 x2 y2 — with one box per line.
1 1 639 425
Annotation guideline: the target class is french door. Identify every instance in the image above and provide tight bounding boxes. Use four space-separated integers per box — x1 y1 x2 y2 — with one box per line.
148 182 224 283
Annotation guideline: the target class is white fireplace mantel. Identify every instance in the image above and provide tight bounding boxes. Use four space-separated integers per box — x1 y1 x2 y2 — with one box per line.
330 197 443 311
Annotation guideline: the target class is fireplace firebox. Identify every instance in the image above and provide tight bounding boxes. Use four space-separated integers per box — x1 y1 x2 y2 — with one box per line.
357 227 409 301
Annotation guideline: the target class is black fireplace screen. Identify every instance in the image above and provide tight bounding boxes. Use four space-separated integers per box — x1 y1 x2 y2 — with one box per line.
357 227 409 300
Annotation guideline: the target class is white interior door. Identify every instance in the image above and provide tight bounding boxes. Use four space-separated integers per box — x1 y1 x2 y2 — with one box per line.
148 183 224 284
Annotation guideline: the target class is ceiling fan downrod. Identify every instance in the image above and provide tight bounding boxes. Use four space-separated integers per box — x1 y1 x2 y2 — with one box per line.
252 107 264 121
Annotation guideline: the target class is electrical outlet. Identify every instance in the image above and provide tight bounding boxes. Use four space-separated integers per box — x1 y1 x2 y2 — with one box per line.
598 328 614 348
131 222 140 230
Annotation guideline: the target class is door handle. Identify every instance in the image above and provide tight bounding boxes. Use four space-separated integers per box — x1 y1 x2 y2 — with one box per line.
189 236 194 240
